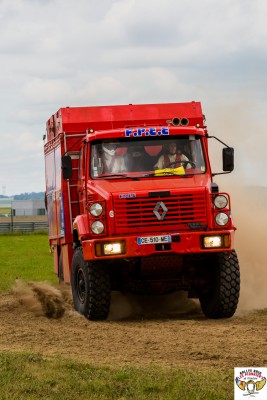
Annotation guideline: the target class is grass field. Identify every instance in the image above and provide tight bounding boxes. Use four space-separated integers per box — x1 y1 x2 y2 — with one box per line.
0 206 11 214
0 233 57 291
0 234 234 399
0 352 231 400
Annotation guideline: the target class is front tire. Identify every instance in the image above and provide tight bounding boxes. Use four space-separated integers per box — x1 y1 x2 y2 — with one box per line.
71 247 111 320
199 250 240 318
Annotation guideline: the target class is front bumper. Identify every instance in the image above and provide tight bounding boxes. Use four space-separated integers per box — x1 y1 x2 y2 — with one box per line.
82 229 235 261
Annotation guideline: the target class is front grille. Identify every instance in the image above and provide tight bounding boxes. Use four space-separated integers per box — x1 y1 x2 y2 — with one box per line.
113 191 207 234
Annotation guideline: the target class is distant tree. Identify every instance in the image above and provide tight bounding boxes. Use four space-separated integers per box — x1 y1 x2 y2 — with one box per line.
13 192 45 200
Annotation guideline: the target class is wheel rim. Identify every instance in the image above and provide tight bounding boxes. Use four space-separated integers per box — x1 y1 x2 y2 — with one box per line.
76 268 86 304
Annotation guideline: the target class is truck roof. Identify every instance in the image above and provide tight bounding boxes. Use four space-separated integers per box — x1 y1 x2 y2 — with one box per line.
46 102 204 139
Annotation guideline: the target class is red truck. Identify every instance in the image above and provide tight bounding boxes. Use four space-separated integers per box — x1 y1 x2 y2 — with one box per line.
44 101 240 320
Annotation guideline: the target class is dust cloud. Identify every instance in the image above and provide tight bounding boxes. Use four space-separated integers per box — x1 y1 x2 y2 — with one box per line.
108 292 201 320
12 280 66 319
207 99 267 312
10 280 201 321
230 186 267 312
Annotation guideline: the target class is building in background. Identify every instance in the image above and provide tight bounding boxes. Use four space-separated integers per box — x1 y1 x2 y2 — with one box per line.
12 200 47 216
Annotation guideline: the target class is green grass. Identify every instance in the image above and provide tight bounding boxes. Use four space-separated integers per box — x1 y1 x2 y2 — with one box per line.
0 233 57 291
0 206 11 214
0 352 233 400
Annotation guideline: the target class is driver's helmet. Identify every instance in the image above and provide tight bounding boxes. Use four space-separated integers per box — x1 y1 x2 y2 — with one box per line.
102 142 117 157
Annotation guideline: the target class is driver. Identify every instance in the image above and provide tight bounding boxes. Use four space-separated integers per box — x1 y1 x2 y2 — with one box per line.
154 141 191 170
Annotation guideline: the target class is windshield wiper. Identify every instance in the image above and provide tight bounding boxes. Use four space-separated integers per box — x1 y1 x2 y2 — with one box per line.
94 173 140 180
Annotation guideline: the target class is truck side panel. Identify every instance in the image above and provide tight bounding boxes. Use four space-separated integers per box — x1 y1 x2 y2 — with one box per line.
45 145 64 238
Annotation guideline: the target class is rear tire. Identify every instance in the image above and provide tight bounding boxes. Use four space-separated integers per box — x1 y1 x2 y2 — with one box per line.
199 250 240 318
71 247 111 321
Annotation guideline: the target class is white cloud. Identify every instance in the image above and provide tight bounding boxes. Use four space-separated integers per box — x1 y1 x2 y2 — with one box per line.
22 78 72 104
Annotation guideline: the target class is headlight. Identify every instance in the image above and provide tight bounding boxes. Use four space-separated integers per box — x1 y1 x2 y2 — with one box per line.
103 243 123 255
215 212 229 226
214 195 228 209
203 236 222 248
91 221 104 234
202 234 230 248
90 202 103 217
95 241 126 256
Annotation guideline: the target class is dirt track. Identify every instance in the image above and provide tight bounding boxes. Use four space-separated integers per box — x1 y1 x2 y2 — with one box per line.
0 282 266 371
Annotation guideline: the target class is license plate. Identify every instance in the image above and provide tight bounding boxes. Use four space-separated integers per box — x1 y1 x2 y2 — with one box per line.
137 235 171 245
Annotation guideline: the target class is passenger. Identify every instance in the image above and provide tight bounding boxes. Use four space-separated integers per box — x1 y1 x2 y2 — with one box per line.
101 142 126 173
154 141 191 169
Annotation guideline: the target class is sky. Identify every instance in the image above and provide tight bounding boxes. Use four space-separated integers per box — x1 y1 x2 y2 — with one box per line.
0 0 267 196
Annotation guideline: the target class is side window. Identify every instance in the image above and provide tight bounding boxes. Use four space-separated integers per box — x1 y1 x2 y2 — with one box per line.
91 144 101 177
78 144 87 180
190 139 206 170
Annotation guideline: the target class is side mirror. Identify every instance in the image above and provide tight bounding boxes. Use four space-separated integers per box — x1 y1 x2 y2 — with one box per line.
62 155 72 179
223 147 234 172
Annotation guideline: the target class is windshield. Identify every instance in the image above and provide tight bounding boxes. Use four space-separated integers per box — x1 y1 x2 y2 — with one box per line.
90 135 206 179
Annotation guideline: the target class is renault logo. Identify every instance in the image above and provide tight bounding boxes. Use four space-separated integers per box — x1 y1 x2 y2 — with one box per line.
153 201 168 221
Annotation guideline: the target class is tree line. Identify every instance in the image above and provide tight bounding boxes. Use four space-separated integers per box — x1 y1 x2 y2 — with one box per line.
0 192 45 200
